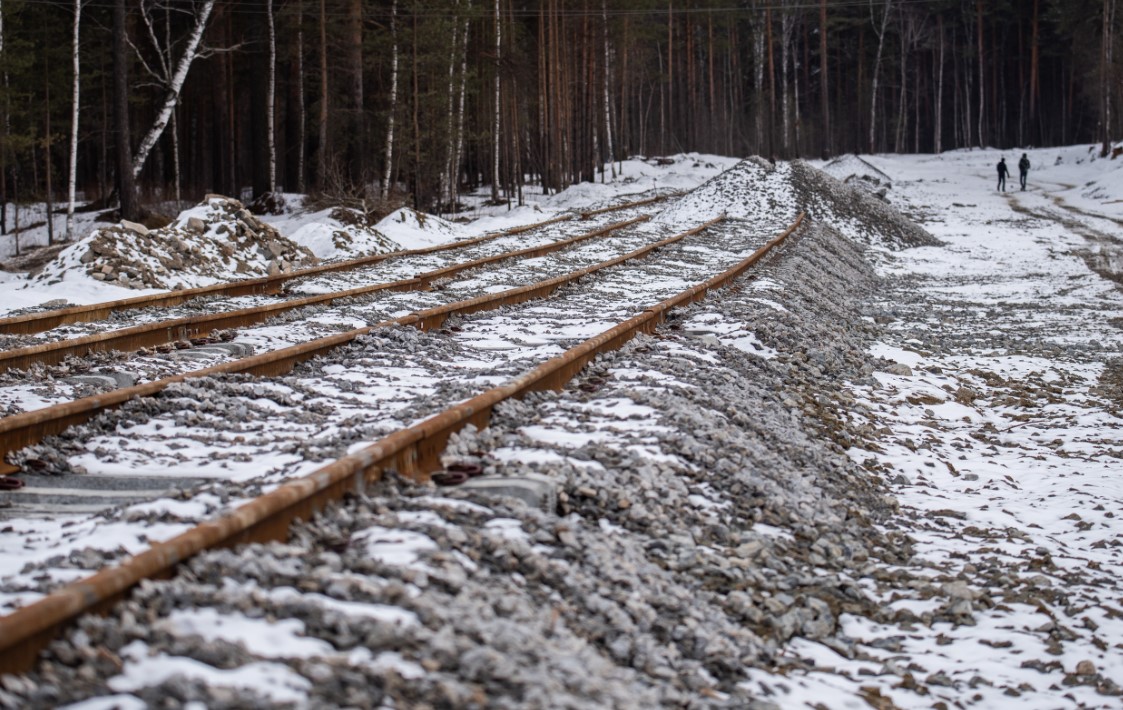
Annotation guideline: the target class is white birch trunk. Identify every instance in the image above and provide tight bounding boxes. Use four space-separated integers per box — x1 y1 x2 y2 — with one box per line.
868 0 891 154
440 0 461 209
266 0 276 192
66 0 80 239
131 0 214 179
165 6 180 204
602 0 615 179
296 0 305 192
381 0 399 202
452 7 471 210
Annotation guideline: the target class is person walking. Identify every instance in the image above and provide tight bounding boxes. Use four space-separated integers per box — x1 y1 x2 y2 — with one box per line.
997 157 1009 192
1018 153 1031 191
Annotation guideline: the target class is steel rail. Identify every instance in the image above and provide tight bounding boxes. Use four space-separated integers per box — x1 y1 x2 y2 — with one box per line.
0 216 723 464
0 215 651 374
0 213 805 674
0 195 668 337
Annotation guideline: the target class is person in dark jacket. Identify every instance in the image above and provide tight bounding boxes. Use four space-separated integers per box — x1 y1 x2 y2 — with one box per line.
1018 153 1030 190
997 158 1009 192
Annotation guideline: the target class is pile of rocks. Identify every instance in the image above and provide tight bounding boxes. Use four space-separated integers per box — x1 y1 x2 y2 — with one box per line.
655 158 937 250
32 197 318 291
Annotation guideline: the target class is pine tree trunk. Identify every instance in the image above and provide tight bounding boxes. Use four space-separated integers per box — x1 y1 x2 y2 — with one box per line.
113 0 138 220
44 65 54 245
491 0 501 202
317 0 328 188
820 0 830 158
753 10 764 151
936 15 945 154
895 15 908 153
295 0 305 192
1101 0 1116 156
1030 0 1039 125
766 6 776 159
266 0 276 192
976 0 985 147
0 0 7 235
412 14 421 208
347 0 363 185
781 9 791 156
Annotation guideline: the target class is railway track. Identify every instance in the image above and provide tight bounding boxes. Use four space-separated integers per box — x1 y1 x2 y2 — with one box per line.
0 198 677 435
0 195 668 338
0 210 805 674
0 215 651 374
0 215 724 471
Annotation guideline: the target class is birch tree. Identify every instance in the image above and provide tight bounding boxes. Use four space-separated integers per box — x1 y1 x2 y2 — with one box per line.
440 0 462 210
381 0 398 203
868 0 892 154
130 0 215 179
66 0 81 239
601 0 615 179
452 6 470 210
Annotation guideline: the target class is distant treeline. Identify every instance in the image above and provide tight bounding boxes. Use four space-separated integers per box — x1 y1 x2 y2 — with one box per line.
1 0 1120 227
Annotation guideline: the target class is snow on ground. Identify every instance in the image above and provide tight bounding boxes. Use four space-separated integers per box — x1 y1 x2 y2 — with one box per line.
791 144 1123 706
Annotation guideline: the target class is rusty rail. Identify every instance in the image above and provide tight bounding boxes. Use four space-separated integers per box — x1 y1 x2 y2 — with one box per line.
0 195 669 337
0 216 650 374
0 217 722 462
0 213 804 674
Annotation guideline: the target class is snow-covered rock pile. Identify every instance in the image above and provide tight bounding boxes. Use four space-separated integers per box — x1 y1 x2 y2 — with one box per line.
373 208 466 251
655 157 937 250
30 197 318 291
821 154 894 200
267 206 404 261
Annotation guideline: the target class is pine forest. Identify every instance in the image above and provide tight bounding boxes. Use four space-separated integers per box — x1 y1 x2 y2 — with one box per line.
1 0 1120 227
